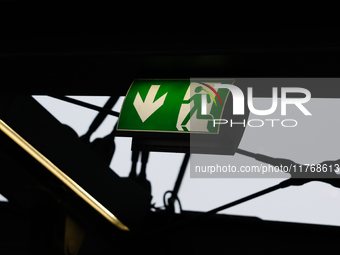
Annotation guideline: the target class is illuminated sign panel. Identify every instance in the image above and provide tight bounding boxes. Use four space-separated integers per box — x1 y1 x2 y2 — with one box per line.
117 79 234 134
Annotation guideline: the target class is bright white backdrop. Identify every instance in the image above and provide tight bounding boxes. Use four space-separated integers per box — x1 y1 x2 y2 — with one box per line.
2 96 339 227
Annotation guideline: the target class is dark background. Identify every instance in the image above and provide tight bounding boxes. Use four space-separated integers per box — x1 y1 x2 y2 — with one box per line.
1 5 340 254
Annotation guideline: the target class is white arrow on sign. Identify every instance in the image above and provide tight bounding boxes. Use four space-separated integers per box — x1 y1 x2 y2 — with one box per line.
133 85 168 122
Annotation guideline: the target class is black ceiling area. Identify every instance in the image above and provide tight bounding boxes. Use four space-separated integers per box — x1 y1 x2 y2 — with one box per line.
2 23 340 96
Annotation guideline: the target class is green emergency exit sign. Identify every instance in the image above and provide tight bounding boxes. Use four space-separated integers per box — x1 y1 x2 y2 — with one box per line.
117 79 232 134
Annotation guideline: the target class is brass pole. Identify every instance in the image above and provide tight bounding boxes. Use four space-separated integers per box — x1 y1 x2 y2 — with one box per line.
0 119 129 231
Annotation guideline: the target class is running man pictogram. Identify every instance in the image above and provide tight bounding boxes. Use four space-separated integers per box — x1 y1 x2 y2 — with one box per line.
181 86 214 131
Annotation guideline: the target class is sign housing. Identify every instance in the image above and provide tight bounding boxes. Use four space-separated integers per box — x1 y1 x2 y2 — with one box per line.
116 79 249 155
